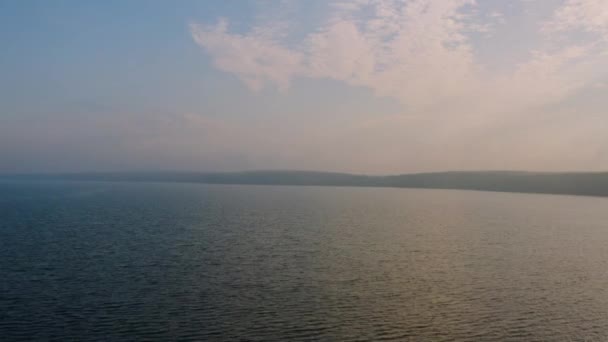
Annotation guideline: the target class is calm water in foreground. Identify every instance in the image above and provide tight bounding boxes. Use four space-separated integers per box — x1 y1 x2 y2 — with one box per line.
2 181 608 341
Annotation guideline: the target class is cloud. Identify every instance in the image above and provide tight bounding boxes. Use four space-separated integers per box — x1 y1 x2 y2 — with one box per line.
181 0 608 173
191 0 481 110
542 0 608 38
191 0 606 115
190 19 302 91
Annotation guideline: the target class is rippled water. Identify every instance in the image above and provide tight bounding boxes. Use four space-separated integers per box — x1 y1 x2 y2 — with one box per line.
2 181 608 341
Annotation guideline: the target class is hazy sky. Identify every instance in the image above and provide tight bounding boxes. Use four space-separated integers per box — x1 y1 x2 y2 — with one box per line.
2 0 608 174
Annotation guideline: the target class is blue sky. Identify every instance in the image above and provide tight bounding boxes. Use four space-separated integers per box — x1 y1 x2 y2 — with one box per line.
2 1 242 116
1 0 608 173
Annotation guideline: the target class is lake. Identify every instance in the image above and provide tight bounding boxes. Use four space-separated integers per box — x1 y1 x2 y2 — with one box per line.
1 180 608 341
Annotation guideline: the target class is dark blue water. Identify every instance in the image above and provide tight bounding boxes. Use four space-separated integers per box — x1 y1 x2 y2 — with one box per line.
2 180 608 341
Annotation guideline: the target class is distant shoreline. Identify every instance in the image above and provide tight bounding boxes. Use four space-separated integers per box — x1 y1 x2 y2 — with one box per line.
3 170 608 198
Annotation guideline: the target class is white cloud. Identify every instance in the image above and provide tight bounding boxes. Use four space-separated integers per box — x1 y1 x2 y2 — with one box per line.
191 0 608 115
190 19 302 91
192 0 485 110
542 0 608 37
181 0 608 173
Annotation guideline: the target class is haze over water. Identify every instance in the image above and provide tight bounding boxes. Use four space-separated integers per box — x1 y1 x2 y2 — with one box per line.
2 180 608 341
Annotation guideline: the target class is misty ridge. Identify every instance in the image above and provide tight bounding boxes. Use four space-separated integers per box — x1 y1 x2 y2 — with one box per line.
5 170 608 198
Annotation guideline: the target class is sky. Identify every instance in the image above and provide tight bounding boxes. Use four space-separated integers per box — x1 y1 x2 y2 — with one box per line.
1 0 608 174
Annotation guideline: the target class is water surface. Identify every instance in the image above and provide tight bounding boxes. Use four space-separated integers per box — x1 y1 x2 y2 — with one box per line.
2 181 608 341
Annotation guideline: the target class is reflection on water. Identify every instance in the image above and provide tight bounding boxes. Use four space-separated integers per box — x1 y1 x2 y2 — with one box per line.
2 181 608 341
